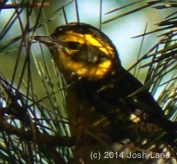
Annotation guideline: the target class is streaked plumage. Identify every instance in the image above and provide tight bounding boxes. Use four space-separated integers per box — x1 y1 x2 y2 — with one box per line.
34 23 177 162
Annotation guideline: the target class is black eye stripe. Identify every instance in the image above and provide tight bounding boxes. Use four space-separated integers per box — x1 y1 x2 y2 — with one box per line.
57 41 82 50
66 41 81 50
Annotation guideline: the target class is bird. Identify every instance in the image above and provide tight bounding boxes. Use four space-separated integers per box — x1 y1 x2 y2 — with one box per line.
34 23 177 162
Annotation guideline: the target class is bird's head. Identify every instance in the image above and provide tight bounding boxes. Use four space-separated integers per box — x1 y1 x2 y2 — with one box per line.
34 23 121 81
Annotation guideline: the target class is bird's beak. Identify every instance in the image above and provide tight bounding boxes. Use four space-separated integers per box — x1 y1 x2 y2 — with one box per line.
33 36 54 45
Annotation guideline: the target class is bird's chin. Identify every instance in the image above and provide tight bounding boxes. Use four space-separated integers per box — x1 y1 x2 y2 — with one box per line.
59 69 80 84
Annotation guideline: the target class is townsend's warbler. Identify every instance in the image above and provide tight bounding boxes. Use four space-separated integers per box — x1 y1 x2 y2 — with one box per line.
34 23 177 163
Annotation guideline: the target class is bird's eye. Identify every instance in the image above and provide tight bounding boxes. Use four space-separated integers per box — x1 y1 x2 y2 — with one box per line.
66 42 81 50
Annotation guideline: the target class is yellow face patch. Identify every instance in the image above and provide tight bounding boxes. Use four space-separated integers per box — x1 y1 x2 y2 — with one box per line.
53 30 116 80
59 51 112 80
59 31 115 57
